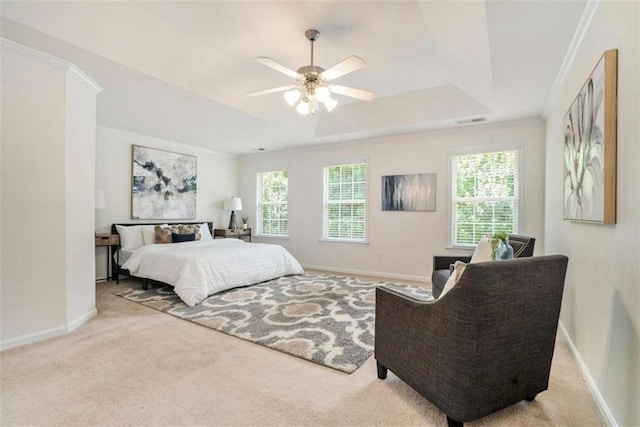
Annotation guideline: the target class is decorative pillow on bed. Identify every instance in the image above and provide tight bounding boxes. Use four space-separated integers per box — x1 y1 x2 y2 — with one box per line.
115 225 145 251
172 232 196 243
178 225 201 240
141 224 168 246
199 223 213 240
154 225 179 244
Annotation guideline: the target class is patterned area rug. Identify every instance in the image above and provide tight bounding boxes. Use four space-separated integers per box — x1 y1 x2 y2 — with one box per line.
115 274 431 373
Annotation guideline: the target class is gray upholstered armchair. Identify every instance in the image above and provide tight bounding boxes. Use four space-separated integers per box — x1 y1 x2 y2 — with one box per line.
375 255 568 426
431 234 536 299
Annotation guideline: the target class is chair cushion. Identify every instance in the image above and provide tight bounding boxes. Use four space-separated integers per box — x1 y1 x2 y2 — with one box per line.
432 269 450 297
470 237 492 263
440 261 468 298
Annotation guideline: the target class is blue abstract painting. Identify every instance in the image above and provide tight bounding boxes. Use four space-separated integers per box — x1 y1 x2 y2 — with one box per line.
382 173 436 211
132 145 197 219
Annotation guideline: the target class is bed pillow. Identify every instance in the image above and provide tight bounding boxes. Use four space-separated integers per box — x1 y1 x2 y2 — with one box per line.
115 225 144 251
141 224 168 246
440 261 467 298
172 232 196 243
470 237 493 263
178 225 201 240
154 225 179 244
199 223 213 240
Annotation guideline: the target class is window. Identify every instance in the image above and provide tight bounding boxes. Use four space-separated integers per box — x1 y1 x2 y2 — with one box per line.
323 162 367 242
257 170 288 236
451 149 519 246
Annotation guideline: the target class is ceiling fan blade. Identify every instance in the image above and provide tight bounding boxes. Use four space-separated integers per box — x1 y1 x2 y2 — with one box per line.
330 84 376 101
320 56 367 81
255 57 300 79
248 85 296 97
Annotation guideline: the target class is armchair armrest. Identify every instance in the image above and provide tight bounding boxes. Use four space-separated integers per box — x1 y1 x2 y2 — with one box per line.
433 255 472 271
376 284 434 303
375 285 477 413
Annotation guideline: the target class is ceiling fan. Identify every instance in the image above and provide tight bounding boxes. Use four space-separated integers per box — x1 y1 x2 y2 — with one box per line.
249 29 376 115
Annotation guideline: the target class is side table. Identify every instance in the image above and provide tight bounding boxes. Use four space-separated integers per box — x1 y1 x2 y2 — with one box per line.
95 233 120 281
213 228 252 242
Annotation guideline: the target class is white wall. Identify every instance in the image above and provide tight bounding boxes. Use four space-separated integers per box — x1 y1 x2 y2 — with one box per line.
543 2 639 426
1 39 100 349
239 118 545 281
65 72 99 327
95 126 238 280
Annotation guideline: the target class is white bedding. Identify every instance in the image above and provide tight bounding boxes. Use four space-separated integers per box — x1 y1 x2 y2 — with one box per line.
121 239 304 306
116 249 135 266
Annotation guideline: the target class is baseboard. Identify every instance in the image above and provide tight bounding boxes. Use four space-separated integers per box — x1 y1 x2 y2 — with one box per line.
0 325 69 352
559 322 618 426
1 308 97 352
67 308 97 332
301 264 430 284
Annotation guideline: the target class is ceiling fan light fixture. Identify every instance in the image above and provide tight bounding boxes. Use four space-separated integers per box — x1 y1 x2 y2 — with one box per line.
323 97 338 112
309 94 320 112
315 86 331 102
284 89 301 106
296 100 310 115
252 29 375 115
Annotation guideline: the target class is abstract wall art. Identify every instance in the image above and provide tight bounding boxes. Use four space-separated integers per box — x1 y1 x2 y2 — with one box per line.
131 145 197 219
382 173 436 211
563 49 617 224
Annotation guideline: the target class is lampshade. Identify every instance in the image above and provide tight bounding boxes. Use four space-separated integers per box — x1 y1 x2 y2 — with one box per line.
309 94 319 111
284 89 301 106
323 97 338 112
224 197 243 211
316 86 331 102
95 190 105 210
296 100 310 115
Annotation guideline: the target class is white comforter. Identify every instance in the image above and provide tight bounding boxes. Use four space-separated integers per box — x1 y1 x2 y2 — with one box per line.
122 239 304 306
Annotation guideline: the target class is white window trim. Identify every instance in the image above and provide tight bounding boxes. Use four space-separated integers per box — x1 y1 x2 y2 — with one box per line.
321 159 368 243
318 238 369 245
256 168 289 238
254 234 290 240
448 143 524 248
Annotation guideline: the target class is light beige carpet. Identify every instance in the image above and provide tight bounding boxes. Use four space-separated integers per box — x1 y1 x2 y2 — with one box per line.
1 274 605 426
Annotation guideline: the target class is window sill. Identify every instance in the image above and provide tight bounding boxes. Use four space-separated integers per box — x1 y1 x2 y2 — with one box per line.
446 245 475 251
254 234 289 240
318 238 369 246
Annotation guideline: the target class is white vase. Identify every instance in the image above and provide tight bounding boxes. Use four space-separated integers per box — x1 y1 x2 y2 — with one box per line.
242 224 248 230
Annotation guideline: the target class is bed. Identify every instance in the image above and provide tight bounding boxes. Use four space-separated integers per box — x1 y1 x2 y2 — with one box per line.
111 222 304 306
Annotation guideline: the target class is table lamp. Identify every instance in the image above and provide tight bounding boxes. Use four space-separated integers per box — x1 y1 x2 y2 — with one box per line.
224 197 242 230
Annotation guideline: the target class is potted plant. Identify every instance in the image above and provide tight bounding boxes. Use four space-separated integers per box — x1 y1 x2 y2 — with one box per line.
241 216 249 230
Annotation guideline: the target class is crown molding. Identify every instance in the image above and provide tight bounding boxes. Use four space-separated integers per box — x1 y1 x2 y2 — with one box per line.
0 37 102 93
542 0 601 117
67 64 103 93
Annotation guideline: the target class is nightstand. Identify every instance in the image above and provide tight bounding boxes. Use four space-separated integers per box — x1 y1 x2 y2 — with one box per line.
95 234 119 281
214 228 252 242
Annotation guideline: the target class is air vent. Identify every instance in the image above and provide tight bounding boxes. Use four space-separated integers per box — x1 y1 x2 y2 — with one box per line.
456 117 486 125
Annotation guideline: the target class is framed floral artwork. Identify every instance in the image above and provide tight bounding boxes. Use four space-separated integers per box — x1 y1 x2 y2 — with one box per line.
563 49 617 224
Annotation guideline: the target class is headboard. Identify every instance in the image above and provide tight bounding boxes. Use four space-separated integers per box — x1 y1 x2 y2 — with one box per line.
111 221 214 235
